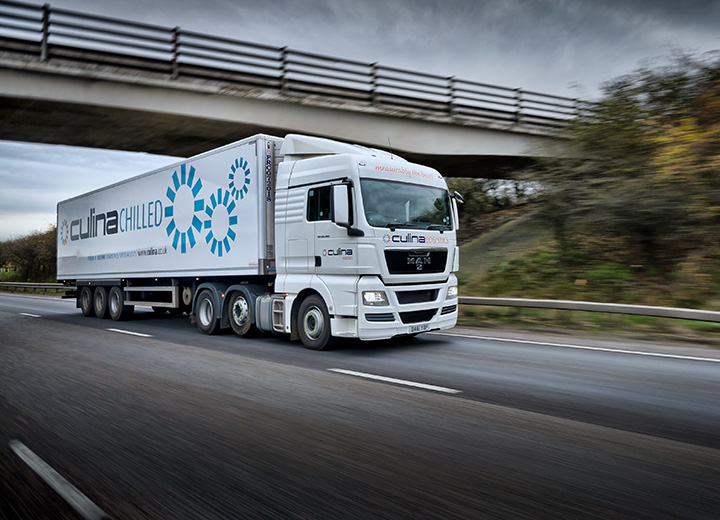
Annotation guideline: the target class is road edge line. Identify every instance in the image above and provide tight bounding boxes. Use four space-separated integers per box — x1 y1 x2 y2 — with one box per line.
431 332 720 363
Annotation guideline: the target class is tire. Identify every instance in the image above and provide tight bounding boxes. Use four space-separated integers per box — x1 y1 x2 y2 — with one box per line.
228 291 255 337
93 286 109 319
195 290 219 335
109 286 134 321
79 286 95 317
297 295 334 350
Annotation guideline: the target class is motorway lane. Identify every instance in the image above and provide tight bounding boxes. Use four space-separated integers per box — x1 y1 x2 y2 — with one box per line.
1 293 720 518
10 294 718 449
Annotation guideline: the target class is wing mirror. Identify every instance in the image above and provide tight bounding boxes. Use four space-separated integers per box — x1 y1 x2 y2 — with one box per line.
332 184 350 226
332 183 364 237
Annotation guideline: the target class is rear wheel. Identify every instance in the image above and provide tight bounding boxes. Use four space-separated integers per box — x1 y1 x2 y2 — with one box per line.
297 295 334 350
229 292 255 337
109 286 134 321
79 286 95 317
195 290 219 335
93 286 109 319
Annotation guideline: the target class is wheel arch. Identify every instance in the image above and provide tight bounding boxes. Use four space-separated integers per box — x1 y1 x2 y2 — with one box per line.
290 288 324 342
191 282 228 324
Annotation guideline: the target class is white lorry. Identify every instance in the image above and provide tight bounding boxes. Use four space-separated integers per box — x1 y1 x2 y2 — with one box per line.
57 134 460 350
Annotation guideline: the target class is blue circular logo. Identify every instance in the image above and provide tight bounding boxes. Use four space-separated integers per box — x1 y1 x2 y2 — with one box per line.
204 188 238 258
229 158 251 200
165 164 204 253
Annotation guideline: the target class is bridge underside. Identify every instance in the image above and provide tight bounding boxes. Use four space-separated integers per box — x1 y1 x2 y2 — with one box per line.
0 61 559 178
0 97 535 177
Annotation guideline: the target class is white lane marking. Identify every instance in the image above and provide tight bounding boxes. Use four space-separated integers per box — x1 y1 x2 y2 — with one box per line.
106 328 153 338
328 368 461 394
9 440 109 520
432 332 720 364
20 312 41 318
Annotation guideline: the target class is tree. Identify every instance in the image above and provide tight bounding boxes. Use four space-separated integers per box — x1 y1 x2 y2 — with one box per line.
447 178 538 224
0 239 7 271
3 227 57 281
534 51 720 266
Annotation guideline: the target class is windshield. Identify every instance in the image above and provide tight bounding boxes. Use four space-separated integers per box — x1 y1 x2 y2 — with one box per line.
360 179 452 231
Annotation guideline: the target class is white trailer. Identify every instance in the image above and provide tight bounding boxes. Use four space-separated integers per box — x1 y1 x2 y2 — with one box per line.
58 134 461 349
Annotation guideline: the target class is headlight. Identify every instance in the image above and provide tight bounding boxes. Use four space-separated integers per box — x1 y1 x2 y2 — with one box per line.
446 285 458 299
362 291 389 306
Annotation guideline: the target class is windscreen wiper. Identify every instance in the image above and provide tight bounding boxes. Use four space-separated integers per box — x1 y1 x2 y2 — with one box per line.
385 221 423 231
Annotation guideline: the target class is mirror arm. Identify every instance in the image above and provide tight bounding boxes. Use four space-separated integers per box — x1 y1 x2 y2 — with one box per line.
335 222 364 236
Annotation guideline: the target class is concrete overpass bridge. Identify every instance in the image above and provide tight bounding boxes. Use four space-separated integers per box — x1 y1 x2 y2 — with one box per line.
0 0 580 177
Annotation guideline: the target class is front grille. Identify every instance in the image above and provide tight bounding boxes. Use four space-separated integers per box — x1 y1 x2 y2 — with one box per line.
385 250 447 275
441 304 457 315
366 312 395 322
396 289 438 304
399 309 437 324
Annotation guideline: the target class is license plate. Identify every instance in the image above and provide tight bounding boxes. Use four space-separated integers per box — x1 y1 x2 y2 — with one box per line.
409 324 430 333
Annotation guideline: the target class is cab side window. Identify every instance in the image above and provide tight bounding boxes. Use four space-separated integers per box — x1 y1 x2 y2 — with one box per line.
307 186 332 221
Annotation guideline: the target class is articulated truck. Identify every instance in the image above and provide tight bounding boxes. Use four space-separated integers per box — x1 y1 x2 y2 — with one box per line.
57 134 461 350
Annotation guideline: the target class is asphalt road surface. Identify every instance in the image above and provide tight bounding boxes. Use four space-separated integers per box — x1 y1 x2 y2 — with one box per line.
1 293 719 519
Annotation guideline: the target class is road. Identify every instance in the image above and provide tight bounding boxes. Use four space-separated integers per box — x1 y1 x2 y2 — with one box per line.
1 292 719 519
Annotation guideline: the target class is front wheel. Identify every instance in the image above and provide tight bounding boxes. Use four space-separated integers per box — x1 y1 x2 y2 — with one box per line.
195 290 219 335
297 295 334 350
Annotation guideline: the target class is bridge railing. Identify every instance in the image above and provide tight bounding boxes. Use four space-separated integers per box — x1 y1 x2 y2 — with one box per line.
0 0 588 132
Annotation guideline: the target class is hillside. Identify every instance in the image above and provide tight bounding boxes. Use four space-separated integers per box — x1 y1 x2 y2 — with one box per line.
457 207 552 294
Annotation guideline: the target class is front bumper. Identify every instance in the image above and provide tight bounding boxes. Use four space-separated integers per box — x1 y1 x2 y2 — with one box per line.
351 275 458 341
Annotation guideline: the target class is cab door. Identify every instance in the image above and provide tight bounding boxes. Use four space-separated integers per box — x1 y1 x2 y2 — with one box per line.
306 184 357 274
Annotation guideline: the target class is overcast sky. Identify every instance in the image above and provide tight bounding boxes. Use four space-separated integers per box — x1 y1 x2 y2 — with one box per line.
1 0 720 239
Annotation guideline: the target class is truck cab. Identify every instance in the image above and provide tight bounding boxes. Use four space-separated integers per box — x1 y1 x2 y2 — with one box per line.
268 135 459 349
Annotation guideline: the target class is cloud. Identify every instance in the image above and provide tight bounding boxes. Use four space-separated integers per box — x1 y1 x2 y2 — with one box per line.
0 141 178 239
0 212 56 238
